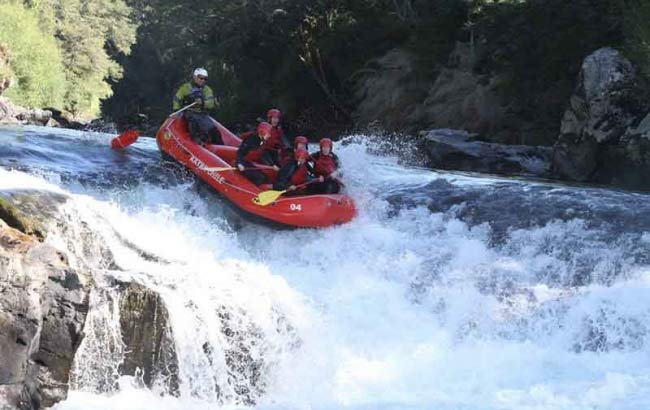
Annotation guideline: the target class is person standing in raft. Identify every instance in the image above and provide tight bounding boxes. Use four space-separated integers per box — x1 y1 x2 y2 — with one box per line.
173 67 222 144
310 138 341 194
274 148 323 194
236 122 278 186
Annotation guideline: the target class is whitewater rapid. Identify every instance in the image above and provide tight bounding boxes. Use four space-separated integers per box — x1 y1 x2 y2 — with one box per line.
2 125 650 410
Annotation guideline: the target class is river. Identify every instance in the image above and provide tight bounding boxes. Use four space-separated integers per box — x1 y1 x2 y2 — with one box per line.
1 124 650 410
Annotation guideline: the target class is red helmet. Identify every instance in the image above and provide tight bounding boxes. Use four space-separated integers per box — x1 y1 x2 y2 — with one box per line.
267 108 282 121
294 148 310 161
320 138 333 150
294 135 308 147
257 121 272 136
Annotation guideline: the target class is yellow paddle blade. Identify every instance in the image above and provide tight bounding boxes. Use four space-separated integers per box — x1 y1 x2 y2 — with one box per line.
252 189 287 206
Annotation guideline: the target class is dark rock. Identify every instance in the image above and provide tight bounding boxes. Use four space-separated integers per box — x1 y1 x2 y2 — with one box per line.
421 43 516 142
552 47 650 187
117 282 179 395
419 129 552 176
0 190 90 409
0 221 90 410
353 49 430 131
353 43 555 145
42 108 85 130
551 133 598 181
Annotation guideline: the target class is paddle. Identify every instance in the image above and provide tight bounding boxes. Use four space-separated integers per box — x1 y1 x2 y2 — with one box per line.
201 164 277 172
110 102 199 150
110 129 140 149
332 177 345 188
202 166 238 172
326 171 345 188
168 101 199 118
252 181 315 206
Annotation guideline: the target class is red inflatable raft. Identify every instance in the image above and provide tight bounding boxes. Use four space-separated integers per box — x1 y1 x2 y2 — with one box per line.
155 116 356 228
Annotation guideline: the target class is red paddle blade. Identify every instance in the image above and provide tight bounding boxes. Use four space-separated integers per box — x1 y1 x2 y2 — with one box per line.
111 130 140 149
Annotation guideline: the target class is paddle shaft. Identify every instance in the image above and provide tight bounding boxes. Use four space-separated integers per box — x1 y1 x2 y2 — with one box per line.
168 101 198 118
202 165 277 172
327 173 345 187
288 181 315 192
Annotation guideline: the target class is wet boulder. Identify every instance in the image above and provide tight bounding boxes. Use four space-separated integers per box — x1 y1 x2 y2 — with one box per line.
419 128 552 177
117 282 179 395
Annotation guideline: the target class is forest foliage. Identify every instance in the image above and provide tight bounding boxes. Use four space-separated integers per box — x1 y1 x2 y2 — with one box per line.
105 0 650 133
0 0 136 117
1 0 650 130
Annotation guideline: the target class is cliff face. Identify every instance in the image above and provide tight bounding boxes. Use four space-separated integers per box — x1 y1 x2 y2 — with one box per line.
552 48 650 188
0 192 90 410
354 43 556 146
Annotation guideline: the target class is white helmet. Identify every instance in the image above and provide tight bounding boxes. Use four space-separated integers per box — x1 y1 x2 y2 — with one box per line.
193 67 208 78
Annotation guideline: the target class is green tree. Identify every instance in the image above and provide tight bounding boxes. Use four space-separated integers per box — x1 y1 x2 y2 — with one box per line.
106 0 410 131
0 1 66 108
28 0 137 117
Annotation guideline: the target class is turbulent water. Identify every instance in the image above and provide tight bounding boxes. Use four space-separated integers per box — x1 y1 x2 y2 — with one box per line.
2 124 650 410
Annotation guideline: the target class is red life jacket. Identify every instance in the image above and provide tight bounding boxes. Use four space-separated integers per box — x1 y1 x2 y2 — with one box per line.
244 136 273 162
291 163 310 186
245 147 262 162
268 126 284 150
314 153 337 176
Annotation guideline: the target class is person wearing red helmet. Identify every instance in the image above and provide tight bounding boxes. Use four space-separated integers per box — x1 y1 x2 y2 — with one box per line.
274 148 324 193
267 108 291 162
310 138 341 194
279 135 308 167
267 108 282 125
235 122 277 185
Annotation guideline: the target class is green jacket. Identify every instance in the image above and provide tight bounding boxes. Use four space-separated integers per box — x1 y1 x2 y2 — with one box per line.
172 81 217 112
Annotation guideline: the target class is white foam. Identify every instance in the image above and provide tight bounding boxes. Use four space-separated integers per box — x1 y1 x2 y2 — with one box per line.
0 167 66 193
2 134 648 410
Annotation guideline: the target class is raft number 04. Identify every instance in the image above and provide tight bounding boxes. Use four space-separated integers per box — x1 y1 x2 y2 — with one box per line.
290 203 302 211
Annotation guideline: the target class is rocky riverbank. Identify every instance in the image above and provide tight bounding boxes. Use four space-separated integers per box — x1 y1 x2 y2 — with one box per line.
0 191 176 409
0 98 96 130
417 47 650 191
